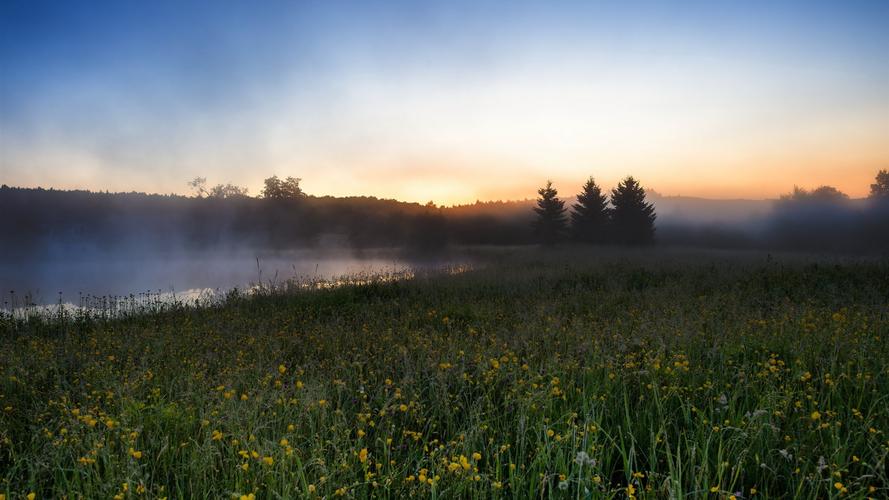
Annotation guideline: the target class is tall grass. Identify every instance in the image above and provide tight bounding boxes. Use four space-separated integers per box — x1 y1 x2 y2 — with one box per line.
1 249 887 498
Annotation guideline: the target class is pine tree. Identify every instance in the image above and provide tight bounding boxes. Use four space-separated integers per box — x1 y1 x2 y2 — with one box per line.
570 176 610 243
533 181 568 244
610 176 656 245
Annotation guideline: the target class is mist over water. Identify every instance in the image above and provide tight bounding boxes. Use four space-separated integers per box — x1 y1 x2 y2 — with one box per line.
0 249 434 306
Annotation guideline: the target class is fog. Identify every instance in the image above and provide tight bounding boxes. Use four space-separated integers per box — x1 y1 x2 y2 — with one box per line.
1 184 886 307
0 248 450 307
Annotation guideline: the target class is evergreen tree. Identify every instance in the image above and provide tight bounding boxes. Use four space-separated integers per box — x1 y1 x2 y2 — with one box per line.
570 176 610 243
533 180 568 244
610 176 656 245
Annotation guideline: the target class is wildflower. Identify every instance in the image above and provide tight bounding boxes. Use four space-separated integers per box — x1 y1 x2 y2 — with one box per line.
710 486 719 493
810 411 821 421
240 462 249 471
307 484 316 494
279 438 289 446
472 452 482 461
27 494 36 500
359 448 368 463
278 364 287 374
399 404 408 412
212 430 223 441
262 456 274 466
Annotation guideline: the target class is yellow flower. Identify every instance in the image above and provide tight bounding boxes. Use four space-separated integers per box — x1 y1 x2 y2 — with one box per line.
399 404 408 412
240 462 249 471
307 484 316 494
211 430 223 441
357 429 366 438
262 456 274 466
279 438 289 446
27 495 36 500
472 452 482 461
810 411 821 421
710 486 719 493
359 448 368 463
278 364 287 374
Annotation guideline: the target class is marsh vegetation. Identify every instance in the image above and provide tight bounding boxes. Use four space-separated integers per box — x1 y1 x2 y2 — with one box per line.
1 248 887 498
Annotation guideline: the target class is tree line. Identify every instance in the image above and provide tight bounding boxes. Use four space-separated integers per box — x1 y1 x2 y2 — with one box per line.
1 169 887 259
533 176 656 245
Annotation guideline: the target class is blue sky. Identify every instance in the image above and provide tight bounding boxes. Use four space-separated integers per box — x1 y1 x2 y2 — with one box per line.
2 0 888 203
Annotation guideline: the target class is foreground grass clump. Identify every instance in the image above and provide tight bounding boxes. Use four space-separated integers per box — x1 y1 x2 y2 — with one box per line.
1 250 888 499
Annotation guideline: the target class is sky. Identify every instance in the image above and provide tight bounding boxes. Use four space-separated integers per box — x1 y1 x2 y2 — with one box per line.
1 1 888 205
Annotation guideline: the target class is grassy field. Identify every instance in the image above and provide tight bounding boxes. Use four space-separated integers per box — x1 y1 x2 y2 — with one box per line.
1 249 888 499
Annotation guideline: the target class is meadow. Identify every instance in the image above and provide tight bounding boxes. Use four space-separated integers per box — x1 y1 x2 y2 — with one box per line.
1 249 888 499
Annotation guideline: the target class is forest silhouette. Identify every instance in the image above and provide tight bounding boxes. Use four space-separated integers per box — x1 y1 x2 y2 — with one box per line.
1 170 887 260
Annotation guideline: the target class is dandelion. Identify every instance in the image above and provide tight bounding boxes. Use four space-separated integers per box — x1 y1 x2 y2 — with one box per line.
212 430 223 441
278 364 287 374
262 456 274 466
358 448 368 463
